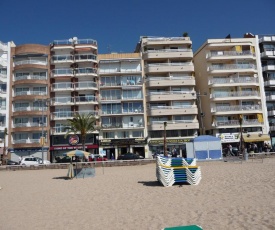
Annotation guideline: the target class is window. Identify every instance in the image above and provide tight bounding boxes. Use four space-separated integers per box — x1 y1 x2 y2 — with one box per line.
117 131 129 138
132 131 143 137
103 132 115 138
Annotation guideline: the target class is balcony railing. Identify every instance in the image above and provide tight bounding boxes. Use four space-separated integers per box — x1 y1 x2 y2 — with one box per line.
52 69 73 75
147 91 195 96
101 96 121 101
14 60 47 66
149 105 195 110
208 50 254 57
209 77 258 85
75 68 97 74
13 139 40 144
101 123 123 128
13 106 47 112
150 120 194 125
75 95 97 103
74 54 97 61
14 74 47 81
209 64 256 71
52 97 74 104
52 55 73 62
52 111 74 118
145 48 192 53
13 122 47 128
14 91 47 96
52 39 97 45
146 37 190 41
52 126 70 133
212 105 262 112
75 82 97 89
52 83 73 90
214 119 261 126
211 91 259 98
145 76 192 81
146 62 192 68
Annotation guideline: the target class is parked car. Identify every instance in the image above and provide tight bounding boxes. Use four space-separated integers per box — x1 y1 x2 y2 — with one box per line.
7 160 19 165
93 154 108 162
117 153 144 160
20 157 51 166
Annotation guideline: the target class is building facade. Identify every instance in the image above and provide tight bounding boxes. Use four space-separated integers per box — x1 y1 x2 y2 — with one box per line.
194 35 270 150
98 53 147 159
258 35 275 147
50 37 99 162
138 36 198 157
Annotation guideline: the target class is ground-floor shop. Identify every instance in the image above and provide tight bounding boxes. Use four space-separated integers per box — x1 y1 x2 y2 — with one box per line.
8 147 49 163
99 138 148 159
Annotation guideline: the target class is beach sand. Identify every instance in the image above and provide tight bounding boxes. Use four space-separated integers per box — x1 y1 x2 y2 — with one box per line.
0 158 275 230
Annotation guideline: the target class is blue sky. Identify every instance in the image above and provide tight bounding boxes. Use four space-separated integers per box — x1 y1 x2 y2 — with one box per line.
1 0 274 53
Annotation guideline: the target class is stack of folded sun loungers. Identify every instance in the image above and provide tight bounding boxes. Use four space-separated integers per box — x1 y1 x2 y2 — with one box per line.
156 156 202 187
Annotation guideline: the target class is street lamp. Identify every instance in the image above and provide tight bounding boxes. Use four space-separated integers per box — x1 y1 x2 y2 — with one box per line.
163 121 167 156
35 98 51 163
196 92 207 135
239 115 245 159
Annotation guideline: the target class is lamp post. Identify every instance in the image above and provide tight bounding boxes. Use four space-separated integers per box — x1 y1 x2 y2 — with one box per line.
163 121 167 156
239 116 245 158
36 98 50 163
196 92 207 135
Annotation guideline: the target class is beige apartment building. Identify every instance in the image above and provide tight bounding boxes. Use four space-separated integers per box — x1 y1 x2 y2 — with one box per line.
98 53 147 159
138 36 199 157
194 34 270 150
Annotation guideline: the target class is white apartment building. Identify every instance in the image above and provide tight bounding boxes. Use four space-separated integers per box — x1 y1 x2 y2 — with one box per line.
98 53 147 159
194 35 270 149
258 34 275 147
50 37 99 161
138 36 198 157
0 40 12 161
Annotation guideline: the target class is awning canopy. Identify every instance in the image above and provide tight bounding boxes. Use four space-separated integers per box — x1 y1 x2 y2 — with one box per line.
243 134 270 143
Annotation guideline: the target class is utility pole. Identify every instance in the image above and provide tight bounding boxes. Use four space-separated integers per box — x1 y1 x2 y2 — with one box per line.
163 121 167 156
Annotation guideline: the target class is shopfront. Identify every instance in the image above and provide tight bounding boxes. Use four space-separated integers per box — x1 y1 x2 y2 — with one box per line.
99 138 147 159
50 134 99 162
148 138 193 158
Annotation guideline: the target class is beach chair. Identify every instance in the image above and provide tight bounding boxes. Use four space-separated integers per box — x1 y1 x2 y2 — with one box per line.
163 225 203 230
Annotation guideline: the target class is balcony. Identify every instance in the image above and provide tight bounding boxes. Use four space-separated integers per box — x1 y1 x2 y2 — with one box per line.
0 57 7 67
101 123 144 129
52 97 74 105
145 76 195 87
207 50 255 60
147 120 199 131
52 111 74 120
13 138 41 144
208 64 257 73
210 91 260 100
211 105 262 114
52 82 74 91
75 54 97 63
13 106 47 112
209 77 259 87
75 82 98 91
213 119 262 127
75 68 97 77
266 93 275 101
14 74 47 82
51 126 70 134
0 73 7 82
148 105 198 116
121 96 143 101
144 63 194 73
259 36 275 43
262 65 275 72
0 41 8 52
142 37 191 46
14 59 47 66
261 50 275 58
75 95 98 104
99 68 141 75
77 110 99 117
51 55 73 63
146 91 196 101
100 96 121 103
14 91 47 97
264 79 275 87
51 69 73 77
143 49 193 60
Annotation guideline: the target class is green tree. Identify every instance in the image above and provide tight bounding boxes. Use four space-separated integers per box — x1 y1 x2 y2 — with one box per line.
65 113 98 151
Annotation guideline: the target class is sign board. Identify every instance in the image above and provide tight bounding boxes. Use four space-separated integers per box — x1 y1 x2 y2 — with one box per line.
99 150 106 156
216 133 240 143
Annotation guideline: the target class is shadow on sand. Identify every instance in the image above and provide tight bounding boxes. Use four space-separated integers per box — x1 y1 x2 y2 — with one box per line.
138 181 162 187
52 176 72 180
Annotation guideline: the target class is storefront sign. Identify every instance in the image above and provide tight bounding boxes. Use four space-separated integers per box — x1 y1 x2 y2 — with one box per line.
216 133 240 143
50 145 98 151
149 139 191 145
99 138 147 146
69 135 79 145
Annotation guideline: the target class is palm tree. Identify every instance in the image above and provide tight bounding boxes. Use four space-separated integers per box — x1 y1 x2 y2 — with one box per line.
65 113 98 151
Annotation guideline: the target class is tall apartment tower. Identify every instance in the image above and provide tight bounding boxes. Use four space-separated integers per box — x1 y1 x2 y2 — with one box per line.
50 38 99 161
9 44 51 161
98 53 146 159
0 41 13 161
258 35 275 146
194 35 270 148
138 36 198 157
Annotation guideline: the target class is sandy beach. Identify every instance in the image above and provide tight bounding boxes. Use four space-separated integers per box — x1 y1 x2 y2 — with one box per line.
0 158 275 230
